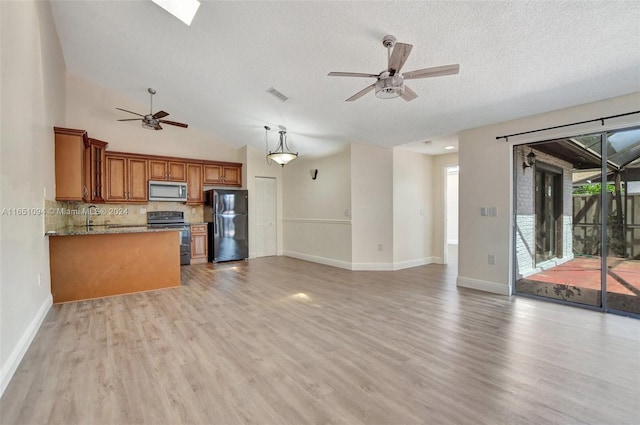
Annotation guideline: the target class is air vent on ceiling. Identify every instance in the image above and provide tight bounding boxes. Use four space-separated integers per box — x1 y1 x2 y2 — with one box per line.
266 87 289 102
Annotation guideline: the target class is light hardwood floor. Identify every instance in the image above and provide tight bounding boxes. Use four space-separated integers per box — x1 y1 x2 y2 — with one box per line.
1 257 638 425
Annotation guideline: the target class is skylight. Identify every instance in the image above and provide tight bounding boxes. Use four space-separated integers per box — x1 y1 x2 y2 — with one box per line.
151 0 200 26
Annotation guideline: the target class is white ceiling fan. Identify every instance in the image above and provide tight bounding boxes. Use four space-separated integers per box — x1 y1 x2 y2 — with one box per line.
328 35 460 102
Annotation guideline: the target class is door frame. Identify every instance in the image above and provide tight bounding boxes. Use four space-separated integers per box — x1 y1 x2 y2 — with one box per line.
442 165 459 265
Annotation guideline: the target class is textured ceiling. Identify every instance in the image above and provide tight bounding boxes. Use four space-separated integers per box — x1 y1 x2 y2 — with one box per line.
50 1 640 156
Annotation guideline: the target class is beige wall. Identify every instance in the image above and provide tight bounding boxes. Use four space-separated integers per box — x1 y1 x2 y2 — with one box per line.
351 143 393 269
0 0 66 396
458 92 640 295
65 73 240 162
431 153 459 261
282 146 352 267
391 151 459 268
392 150 434 267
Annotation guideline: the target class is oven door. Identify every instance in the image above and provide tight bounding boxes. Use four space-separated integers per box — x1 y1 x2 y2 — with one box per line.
177 226 191 265
150 226 191 265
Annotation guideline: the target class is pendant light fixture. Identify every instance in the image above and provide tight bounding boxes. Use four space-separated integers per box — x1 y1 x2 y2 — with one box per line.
265 126 298 166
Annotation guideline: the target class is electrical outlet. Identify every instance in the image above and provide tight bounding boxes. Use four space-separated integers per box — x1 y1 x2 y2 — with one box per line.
38 273 41 286
378 244 383 252
140 207 147 214
488 254 496 265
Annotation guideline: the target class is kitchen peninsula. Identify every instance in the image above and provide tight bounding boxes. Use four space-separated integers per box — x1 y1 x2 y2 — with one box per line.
48 226 181 303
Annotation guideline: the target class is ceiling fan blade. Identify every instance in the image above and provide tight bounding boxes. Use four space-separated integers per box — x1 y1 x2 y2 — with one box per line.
403 64 460 80
400 85 418 102
154 123 163 130
388 43 413 74
117 118 143 122
345 84 375 102
159 120 188 128
115 107 145 117
153 110 170 119
328 72 379 78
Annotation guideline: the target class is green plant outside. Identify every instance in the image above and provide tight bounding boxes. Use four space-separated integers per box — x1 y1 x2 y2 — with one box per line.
573 183 619 195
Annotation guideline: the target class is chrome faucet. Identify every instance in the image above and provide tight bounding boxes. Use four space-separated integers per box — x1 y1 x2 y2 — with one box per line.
86 205 99 227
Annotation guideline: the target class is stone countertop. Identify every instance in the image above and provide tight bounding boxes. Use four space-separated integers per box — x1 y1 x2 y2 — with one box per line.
45 225 180 237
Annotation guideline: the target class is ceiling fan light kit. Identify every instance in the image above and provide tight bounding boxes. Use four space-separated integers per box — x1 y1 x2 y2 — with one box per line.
375 75 404 99
116 88 188 131
328 35 459 102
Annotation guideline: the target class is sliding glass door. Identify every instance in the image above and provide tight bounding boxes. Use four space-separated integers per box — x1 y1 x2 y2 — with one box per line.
514 126 640 316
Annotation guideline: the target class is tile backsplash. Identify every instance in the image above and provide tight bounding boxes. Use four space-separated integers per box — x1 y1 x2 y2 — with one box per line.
44 199 70 232
46 201 204 229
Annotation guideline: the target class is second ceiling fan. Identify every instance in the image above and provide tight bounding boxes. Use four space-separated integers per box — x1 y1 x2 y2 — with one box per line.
116 88 188 130
328 35 459 102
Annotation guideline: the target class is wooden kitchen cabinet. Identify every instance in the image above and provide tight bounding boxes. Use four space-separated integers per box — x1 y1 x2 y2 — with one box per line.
186 163 203 205
84 138 108 203
148 159 186 182
54 127 88 201
203 162 242 186
190 224 208 264
105 154 148 203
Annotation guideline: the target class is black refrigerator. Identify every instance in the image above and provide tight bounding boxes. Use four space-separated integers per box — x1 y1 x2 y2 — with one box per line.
204 189 249 262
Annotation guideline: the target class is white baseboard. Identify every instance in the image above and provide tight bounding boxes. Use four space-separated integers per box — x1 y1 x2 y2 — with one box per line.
0 294 52 398
351 262 394 271
283 251 353 270
392 257 441 270
283 252 443 271
457 276 511 295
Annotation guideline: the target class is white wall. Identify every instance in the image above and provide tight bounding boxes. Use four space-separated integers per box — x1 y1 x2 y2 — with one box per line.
0 0 66 396
392 150 434 268
458 92 640 295
282 146 352 268
65 73 240 162
351 143 393 270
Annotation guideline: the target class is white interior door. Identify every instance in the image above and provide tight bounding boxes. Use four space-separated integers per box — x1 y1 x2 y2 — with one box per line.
255 177 277 257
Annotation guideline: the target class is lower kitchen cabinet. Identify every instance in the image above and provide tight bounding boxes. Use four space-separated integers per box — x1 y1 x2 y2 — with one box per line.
190 224 208 264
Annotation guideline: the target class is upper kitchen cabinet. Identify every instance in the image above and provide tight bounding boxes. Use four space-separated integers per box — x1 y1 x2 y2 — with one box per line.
105 153 148 203
84 138 108 203
148 159 186 182
203 162 242 186
54 127 89 201
186 162 203 205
